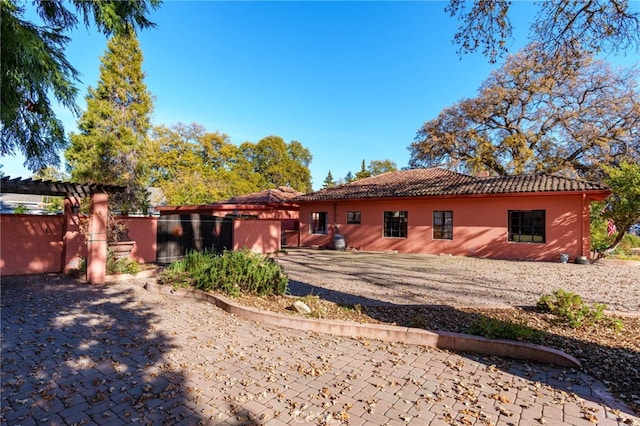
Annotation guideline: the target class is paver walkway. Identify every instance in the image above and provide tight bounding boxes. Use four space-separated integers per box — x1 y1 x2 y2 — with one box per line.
2 275 639 425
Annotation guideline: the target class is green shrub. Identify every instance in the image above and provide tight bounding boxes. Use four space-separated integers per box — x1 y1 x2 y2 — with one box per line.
469 317 542 342
12 204 28 214
537 289 622 331
609 233 640 258
106 250 141 275
160 249 288 297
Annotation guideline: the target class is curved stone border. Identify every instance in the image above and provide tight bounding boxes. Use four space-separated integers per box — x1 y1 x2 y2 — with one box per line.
144 282 581 368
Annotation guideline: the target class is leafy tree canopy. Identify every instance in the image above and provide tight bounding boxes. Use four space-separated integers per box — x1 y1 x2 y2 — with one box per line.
33 166 68 182
240 136 313 193
447 0 640 63
409 45 640 182
148 123 262 206
351 159 398 181
1 0 160 172
368 159 398 176
598 162 640 252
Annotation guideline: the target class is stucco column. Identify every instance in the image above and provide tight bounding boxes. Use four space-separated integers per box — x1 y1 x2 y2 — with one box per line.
62 196 83 274
87 192 108 284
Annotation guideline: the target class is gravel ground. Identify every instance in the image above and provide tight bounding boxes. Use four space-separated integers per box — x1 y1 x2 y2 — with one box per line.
264 249 640 415
275 249 640 313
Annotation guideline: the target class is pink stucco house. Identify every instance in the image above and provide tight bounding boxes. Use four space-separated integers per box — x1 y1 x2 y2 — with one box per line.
295 168 611 262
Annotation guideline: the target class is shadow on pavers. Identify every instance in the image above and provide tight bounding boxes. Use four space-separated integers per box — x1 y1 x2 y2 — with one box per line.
1 275 237 424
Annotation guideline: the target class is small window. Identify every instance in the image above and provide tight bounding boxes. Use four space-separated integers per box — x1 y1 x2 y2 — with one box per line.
433 211 453 240
508 210 545 243
384 211 408 238
347 211 361 224
311 211 328 234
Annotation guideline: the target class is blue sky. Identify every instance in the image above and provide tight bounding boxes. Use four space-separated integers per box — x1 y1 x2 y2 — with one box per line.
2 1 637 190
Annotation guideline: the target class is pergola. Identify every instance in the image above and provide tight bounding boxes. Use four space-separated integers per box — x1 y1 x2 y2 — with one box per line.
1 176 125 283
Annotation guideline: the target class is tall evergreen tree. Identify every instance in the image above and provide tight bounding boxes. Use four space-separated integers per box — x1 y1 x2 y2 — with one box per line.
354 159 371 180
322 170 335 189
66 27 153 212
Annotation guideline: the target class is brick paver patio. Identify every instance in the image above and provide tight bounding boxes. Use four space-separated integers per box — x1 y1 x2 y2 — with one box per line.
2 275 638 425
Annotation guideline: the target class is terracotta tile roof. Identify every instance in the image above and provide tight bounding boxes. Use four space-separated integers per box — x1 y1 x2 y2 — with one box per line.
295 168 610 202
220 186 303 204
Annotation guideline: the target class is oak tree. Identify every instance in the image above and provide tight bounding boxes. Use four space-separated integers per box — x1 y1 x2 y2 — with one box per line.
447 0 640 63
409 45 640 181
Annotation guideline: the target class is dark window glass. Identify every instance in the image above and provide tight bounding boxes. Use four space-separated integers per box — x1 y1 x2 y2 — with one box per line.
508 210 545 243
384 211 408 238
433 211 453 240
347 211 361 224
311 212 328 234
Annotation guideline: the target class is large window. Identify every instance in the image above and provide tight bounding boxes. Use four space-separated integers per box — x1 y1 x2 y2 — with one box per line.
433 211 453 240
508 210 545 243
384 211 408 238
347 211 361 224
311 211 328 234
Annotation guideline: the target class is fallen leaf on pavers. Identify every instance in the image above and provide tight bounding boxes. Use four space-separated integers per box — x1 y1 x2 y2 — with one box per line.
583 412 598 423
496 406 513 417
442 411 454 422
399 414 412 423
329 410 349 423
491 393 511 403
363 398 377 413
320 387 331 399
459 416 473 425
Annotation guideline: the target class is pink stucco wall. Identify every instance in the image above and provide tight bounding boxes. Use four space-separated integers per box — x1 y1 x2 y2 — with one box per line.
233 219 281 253
1 214 158 276
298 193 595 262
117 216 158 263
1 214 65 275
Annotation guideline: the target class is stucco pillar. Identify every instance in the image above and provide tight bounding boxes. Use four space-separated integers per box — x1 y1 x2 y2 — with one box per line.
62 196 83 274
87 192 108 284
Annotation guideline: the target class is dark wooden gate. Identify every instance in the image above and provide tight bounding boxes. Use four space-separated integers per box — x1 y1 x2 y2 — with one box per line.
156 214 233 264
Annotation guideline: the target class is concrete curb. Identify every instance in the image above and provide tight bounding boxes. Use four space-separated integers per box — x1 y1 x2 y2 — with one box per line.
143 282 582 368
104 268 157 282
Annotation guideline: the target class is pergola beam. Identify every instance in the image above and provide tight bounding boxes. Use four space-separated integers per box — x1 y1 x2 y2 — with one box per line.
1 176 125 197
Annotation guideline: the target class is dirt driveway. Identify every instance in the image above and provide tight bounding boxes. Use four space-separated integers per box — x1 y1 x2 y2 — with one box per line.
276 248 640 313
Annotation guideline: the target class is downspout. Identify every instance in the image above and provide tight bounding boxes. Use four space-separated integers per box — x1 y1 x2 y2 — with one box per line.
581 193 586 259
333 202 338 238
